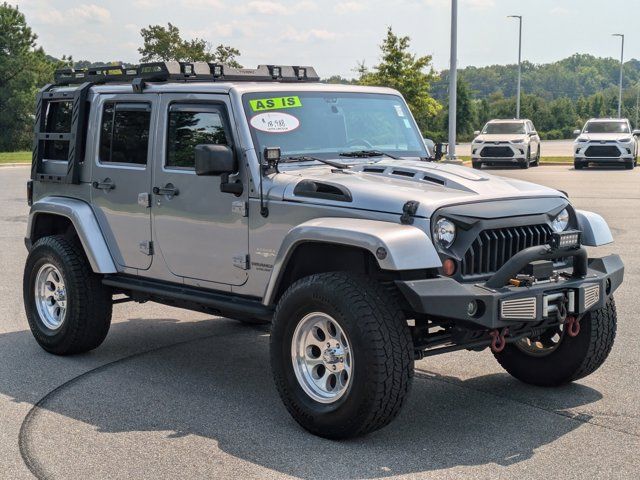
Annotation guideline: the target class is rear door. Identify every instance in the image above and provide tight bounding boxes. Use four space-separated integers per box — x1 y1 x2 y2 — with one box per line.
91 94 157 270
151 93 249 286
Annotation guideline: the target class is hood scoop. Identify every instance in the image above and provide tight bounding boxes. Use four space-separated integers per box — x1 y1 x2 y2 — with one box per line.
293 180 352 202
355 164 478 191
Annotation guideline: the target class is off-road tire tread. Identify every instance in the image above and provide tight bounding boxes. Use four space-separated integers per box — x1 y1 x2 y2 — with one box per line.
271 272 413 439
24 235 112 355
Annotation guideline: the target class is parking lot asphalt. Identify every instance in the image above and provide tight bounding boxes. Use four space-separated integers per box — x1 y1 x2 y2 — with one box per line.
1 164 638 479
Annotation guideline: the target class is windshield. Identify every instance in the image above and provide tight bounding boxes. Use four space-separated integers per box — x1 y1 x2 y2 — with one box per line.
583 121 630 134
482 122 526 134
242 92 427 159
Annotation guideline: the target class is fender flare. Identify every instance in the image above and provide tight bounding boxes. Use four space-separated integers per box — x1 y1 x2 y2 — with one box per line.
576 209 614 246
262 217 441 305
26 196 117 273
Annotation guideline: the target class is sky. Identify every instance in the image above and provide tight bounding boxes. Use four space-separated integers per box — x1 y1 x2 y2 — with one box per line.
11 0 640 78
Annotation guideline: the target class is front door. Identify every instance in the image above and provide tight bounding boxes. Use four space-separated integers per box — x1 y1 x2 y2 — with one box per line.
151 94 249 286
91 94 157 270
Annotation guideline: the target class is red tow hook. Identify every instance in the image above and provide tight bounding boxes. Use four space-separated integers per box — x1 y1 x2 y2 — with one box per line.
489 327 509 353
565 316 581 337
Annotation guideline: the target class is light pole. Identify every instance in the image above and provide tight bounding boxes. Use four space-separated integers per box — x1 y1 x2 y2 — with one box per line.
508 15 523 119
446 0 458 161
612 33 624 118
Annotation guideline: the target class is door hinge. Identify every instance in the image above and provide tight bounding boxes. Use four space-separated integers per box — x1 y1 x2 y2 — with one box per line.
233 254 250 270
139 241 154 255
232 201 248 217
138 192 150 208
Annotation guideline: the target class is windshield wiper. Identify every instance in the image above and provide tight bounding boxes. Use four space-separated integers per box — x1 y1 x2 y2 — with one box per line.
280 155 350 169
338 150 400 160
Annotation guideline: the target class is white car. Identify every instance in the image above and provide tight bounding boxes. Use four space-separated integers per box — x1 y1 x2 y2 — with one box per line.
573 118 639 170
471 119 541 169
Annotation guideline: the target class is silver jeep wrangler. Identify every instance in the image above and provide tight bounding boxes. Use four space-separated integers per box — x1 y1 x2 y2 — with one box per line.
24 62 624 439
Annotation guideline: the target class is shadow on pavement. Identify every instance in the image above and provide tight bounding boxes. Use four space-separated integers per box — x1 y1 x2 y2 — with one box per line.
1 318 602 479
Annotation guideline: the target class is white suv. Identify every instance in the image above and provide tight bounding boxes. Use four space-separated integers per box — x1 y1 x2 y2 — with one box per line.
471 119 541 169
574 118 639 170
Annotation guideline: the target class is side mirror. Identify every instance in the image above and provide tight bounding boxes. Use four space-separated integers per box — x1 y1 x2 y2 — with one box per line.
195 144 236 176
194 144 243 196
473 130 480 136
573 129 581 136
633 129 640 136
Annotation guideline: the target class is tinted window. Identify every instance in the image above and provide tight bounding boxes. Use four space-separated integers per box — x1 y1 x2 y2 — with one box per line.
99 103 151 165
43 101 73 160
167 108 229 169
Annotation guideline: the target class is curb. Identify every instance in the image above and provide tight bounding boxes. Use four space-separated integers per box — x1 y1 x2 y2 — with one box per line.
0 163 30 167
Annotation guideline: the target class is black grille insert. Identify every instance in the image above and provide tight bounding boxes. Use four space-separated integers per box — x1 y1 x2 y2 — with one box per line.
585 145 620 158
480 146 513 158
461 224 553 277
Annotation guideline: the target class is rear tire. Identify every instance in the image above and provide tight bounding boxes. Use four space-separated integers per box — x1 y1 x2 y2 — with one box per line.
270 272 414 439
23 235 112 355
494 298 617 386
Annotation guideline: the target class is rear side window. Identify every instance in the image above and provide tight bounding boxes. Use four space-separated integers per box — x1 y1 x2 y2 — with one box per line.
99 103 151 165
166 105 229 169
43 101 73 160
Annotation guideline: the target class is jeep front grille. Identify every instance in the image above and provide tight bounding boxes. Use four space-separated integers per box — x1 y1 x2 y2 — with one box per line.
480 146 513 158
461 224 553 277
585 145 620 158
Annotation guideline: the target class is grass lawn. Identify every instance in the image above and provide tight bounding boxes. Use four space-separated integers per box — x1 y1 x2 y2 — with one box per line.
458 155 571 164
0 151 31 164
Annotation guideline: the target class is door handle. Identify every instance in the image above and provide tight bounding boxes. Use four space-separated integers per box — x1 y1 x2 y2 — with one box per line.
92 178 115 190
153 183 179 197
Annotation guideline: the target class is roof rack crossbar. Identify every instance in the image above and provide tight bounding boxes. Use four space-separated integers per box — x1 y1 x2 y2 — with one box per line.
53 62 319 86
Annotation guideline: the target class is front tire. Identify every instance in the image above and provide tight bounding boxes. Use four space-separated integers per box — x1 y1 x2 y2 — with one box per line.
472 160 482 170
270 272 414 439
574 160 585 170
494 298 617 386
23 235 113 355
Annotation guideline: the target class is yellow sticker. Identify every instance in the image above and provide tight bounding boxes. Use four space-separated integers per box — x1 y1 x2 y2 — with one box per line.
250 96 302 111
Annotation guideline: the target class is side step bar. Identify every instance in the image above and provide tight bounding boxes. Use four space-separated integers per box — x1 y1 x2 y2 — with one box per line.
103 275 273 322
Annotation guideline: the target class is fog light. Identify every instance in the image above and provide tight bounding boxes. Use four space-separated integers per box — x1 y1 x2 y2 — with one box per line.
467 300 478 317
442 258 456 276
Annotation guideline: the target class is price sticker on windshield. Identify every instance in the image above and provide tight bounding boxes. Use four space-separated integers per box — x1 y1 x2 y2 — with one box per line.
250 112 300 133
250 96 302 111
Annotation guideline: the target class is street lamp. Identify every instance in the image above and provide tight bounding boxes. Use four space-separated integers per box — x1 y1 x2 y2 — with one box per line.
508 15 523 119
446 0 458 161
612 33 624 118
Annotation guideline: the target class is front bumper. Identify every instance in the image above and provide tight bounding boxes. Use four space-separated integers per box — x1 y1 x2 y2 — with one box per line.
396 251 623 329
575 142 634 162
472 143 528 162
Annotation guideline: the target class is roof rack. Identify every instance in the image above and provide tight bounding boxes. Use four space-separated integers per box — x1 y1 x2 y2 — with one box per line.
53 61 320 87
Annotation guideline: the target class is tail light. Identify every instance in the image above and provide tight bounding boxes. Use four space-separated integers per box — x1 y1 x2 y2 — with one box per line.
27 180 33 206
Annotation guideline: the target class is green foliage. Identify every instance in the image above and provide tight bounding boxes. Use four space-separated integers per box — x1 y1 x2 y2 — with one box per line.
0 3 60 151
138 23 241 67
358 27 442 131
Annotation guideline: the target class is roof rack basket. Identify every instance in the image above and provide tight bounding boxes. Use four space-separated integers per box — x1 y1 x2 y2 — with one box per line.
31 82 92 184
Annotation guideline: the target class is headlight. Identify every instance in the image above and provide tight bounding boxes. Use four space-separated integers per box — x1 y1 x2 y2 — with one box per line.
473 139 483 144
618 137 632 143
434 218 456 248
551 208 570 232
576 137 588 143
510 139 525 144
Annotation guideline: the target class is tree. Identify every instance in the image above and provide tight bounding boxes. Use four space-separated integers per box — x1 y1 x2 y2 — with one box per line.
358 27 441 131
138 23 241 67
441 78 476 137
0 3 58 151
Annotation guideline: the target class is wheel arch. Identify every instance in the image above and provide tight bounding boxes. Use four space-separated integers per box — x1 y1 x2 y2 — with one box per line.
262 217 442 306
27 196 117 273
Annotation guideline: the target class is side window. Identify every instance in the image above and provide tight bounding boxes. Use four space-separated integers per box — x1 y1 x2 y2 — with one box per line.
99 103 151 165
166 106 229 169
43 100 73 160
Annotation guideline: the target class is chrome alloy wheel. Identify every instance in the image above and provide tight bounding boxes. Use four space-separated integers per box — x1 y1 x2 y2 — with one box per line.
34 263 67 330
291 312 353 404
515 325 564 357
